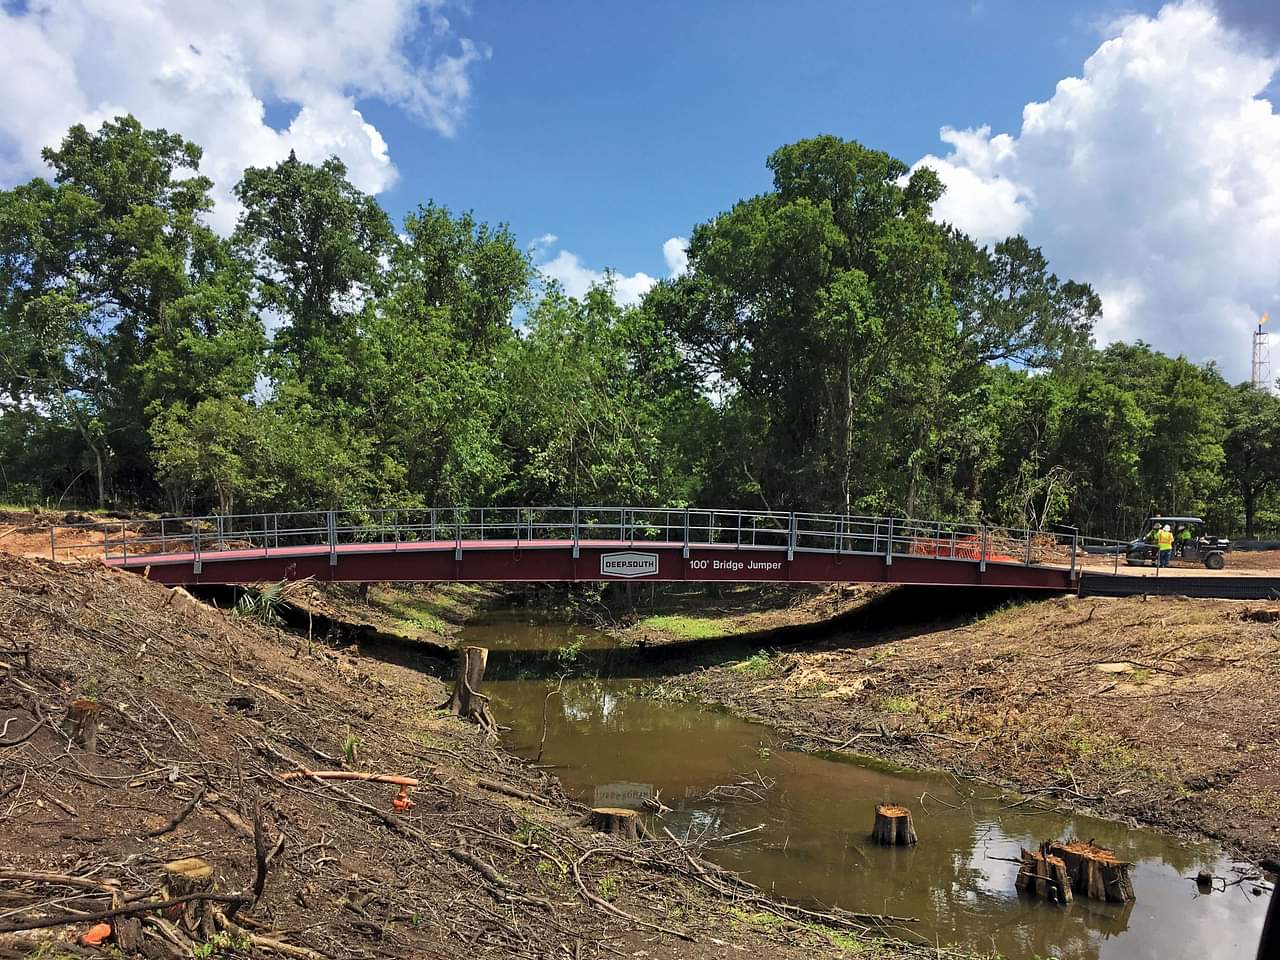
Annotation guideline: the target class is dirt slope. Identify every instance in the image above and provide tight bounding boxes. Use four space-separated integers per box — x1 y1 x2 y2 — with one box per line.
663 591 1280 867
0 554 948 959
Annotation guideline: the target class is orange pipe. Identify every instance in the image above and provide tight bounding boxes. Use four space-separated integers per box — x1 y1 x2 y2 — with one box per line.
280 770 419 787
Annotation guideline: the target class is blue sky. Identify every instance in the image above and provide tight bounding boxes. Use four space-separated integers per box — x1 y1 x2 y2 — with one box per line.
1 0 1278 381
369 0 1168 280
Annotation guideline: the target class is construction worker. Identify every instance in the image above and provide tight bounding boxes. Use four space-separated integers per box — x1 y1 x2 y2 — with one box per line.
1176 525 1192 557
1156 524 1174 567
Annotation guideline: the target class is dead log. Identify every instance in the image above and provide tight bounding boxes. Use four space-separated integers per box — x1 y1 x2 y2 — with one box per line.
1015 844 1073 904
1049 839 1135 902
162 857 215 935
62 698 102 752
871 804 918 846
584 807 649 840
443 646 496 734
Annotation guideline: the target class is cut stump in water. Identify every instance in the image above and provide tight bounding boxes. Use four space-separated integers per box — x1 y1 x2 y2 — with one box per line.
1049 840 1135 902
872 804 918 846
443 645 496 736
62 698 102 752
1016 844 1073 904
585 807 649 840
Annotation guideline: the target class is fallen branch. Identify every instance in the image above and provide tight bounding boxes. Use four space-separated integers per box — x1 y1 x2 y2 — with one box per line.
571 850 694 942
447 842 554 912
0 891 252 933
144 791 205 837
473 777 554 807
0 701 44 748
215 910 331 960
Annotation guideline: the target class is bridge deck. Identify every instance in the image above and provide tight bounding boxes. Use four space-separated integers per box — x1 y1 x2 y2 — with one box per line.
107 536 1078 591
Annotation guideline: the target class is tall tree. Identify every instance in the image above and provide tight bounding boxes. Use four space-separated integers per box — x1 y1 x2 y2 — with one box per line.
234 153 393 402
0 115 262 505
1222 384 1280 538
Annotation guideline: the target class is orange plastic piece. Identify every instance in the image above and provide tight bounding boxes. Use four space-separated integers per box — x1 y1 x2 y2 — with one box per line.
80 922 112 946
392 785 414 811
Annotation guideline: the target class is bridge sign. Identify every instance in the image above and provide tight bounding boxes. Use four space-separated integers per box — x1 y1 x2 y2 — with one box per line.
600 551 659 578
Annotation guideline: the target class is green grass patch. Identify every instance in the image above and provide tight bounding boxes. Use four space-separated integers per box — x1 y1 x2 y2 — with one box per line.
731 908 868 952
638 614 725 640
879 695 917 714
367 588 451 635
732 650 776 678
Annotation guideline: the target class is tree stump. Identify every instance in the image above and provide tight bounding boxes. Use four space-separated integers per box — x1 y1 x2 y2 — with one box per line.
1016 844 1073 904
871 804 918 845
443 646 496 735
162 856 215 935
62 698 102 752
1049 840 1135 902
585 807 649 840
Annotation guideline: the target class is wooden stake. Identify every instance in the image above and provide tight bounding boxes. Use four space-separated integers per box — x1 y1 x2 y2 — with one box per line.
871 804 918 846
62 699 102 753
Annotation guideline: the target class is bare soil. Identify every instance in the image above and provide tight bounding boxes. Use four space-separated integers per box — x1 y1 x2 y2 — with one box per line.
0 553 948 959
656 589 1280 870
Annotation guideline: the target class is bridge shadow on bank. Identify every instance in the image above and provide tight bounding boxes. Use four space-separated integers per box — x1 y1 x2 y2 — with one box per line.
255 584 1043 683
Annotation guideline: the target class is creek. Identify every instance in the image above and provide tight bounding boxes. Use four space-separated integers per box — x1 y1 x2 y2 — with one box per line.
390 608 1272 960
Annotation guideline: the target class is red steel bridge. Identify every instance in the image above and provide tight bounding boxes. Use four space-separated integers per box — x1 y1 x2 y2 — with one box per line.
84 507 1085 592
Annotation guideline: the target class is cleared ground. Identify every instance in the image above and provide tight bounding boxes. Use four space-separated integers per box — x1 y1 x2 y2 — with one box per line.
0 553 955 959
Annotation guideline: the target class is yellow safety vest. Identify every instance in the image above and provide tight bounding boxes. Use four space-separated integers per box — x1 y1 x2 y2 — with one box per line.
1156 530 1173 550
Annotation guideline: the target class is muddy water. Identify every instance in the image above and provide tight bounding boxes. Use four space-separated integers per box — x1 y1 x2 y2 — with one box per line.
457 613 1271 960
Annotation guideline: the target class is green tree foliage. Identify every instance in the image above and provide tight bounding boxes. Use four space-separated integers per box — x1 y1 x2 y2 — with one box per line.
1222 384 1280 537
502 284 707 505
1 119 1275 540
0 116 262 505
654 135 1099 517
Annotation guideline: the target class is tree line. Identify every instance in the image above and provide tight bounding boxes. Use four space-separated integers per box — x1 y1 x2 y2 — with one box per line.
2 117 1278 538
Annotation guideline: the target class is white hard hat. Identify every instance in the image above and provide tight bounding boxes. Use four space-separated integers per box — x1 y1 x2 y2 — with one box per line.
1163 524 1171 532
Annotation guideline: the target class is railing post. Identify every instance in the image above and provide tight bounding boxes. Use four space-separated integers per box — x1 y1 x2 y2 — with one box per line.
1070 532 1078 580
573 508 580 559
885 517 893 566
787 512 796 561
121 521 128 564
50 526 56 563
160 517 166 555
328 510 337 567
430 508 436 543
192 521 202 575
1024 528 1033 567
682 508 690 559
455 509 463 562
979 526 987 573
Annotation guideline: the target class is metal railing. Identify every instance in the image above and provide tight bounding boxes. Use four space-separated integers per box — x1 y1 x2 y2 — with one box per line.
26 506 1123 578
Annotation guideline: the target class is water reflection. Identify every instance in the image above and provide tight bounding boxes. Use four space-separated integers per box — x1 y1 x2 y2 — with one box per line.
463 613 1271 960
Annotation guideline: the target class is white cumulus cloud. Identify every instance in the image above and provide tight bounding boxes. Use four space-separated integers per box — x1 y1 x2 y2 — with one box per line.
0 1 486 232
539 250 657 307
662 236 689 278
912 0 1280 381
536 235 690 307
